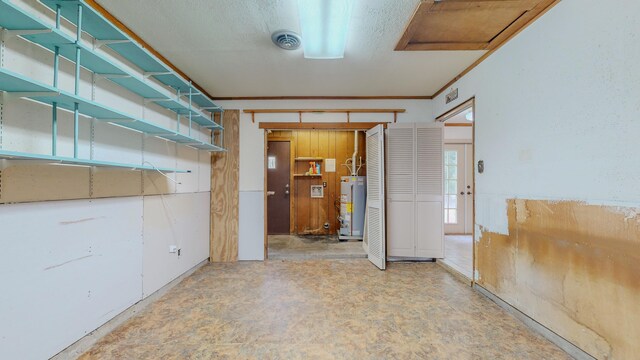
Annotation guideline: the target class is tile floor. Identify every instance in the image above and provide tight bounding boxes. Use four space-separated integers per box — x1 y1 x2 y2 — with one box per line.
79 260 570 360
268 234 366 260
441 235 473 279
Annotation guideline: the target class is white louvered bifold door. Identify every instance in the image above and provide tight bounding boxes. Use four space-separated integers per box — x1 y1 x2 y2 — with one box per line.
365 125 386 270
415 123 444 258
386 123 416 257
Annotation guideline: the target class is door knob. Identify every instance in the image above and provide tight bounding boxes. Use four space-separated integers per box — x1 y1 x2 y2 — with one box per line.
467 192 472 195
460 192 465 195
267 191 275 196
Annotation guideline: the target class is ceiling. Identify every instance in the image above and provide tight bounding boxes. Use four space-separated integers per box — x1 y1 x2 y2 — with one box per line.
96 0 486 98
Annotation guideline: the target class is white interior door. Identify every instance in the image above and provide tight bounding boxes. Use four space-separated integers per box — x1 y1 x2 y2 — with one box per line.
444 144 465 234
386 123 415 257
415 123 444 258
365 125 386 270
444 144 473 234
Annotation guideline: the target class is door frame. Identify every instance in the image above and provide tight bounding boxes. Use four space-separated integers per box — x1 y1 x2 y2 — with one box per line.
436 97 476 284
264 134 295 259
262 123 386 260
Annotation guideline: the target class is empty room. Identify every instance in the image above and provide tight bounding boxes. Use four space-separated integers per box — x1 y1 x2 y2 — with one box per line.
0 0 637 359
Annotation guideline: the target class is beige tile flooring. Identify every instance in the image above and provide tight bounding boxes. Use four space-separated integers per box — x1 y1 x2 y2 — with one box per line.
79 260 570 360
268 234 366 260
442 235 474 279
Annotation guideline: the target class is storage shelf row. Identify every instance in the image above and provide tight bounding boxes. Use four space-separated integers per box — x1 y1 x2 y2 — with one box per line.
0 0 225 172
0 68 223 151
41 0 222 110
0 0 222 129
0 150 190 173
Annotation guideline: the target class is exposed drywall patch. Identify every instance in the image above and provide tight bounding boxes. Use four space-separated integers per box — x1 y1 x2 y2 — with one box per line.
477 199 640 359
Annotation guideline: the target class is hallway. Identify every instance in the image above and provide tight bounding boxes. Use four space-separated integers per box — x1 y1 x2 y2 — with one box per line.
79 260 570 359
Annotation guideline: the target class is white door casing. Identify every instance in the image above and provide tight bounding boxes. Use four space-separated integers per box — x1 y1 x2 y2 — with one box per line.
365 125 386 270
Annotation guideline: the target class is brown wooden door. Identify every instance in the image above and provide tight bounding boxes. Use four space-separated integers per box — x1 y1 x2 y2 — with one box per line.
267 141 291 234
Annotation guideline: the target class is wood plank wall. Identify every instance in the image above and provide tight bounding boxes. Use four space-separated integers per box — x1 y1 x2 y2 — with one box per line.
268 130 366 235
210 110 240 262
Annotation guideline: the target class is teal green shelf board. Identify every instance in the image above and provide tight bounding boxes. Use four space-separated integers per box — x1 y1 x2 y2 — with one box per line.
41 0 126 41
40 0 223 113
0 150 190 172
0 68 223 152
0 0 48 30
0 1 173 101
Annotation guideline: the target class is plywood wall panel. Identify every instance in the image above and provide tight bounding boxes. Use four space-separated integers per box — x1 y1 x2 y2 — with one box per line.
210 110 240 262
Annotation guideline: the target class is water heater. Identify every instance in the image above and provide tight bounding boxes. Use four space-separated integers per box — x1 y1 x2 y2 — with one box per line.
339 176 366 241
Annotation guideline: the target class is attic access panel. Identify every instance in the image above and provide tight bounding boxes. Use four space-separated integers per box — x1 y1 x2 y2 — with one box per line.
396 0 558 51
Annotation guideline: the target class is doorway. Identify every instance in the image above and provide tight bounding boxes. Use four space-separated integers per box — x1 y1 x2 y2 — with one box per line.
264 129 368 261
438 99 475 281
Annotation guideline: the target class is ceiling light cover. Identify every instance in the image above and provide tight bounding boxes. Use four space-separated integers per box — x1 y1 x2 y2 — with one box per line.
298 0 355 59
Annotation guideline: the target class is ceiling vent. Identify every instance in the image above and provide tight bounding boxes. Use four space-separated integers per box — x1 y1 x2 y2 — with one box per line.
271 30 302 50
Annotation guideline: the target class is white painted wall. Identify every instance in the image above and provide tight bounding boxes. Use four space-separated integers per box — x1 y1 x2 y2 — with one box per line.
0 1 212 358
444 126 472 142
432 0 640 235
216 99 434 260
431 0 640 355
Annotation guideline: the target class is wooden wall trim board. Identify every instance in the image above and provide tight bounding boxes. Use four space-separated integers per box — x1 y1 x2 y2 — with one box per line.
444 123 473 127
214 96 432 100
259 122 389 130
84 0 215 101
210 110 240 262
246 109 405 114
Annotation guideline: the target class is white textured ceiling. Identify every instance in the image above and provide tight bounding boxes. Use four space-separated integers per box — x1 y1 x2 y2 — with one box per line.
96 0 486 97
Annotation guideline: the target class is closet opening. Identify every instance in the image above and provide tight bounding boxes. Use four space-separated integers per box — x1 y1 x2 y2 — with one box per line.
262 124 384 264
437 99 475 282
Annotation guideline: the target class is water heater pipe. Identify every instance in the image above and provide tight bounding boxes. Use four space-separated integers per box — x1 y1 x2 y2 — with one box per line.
351 130 358 176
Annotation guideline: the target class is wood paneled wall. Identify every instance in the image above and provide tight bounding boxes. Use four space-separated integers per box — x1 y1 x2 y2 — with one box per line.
268 130 366 235
211 110 240 262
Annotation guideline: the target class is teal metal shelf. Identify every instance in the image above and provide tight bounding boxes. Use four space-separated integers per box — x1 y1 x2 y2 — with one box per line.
0 0 224 172
0 68 221 151
0 150 190 172
0 0 223 129
40 0 223 112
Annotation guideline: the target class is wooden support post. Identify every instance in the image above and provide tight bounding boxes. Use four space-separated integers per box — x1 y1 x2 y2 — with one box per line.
394 111 398 123
251 112 255 123
347 111 350 123
298 111 302 123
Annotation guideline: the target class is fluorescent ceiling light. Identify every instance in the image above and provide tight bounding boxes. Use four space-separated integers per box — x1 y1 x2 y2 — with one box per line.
298 0 355 59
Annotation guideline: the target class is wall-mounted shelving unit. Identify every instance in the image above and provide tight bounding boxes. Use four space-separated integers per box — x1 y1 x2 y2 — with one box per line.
0 0 225 172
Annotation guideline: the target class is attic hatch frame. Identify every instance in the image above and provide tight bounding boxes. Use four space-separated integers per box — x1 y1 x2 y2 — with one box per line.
0 0 226 172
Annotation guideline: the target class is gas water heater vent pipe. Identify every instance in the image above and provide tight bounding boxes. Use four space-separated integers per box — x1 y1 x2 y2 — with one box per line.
351 130 358 176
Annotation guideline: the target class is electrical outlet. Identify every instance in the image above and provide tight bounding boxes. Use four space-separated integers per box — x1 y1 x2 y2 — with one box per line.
169 245 178 253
